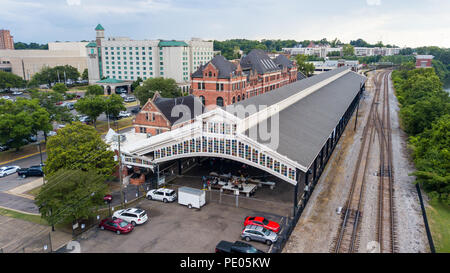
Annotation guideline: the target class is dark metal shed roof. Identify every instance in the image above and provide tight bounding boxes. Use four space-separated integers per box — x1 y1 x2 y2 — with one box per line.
227 67 366 170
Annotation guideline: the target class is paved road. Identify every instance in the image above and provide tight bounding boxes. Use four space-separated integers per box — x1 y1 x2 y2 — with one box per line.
0 192 39 214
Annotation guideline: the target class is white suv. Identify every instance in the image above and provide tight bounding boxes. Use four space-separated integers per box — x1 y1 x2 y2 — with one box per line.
146 188 177 203
112 208 148 226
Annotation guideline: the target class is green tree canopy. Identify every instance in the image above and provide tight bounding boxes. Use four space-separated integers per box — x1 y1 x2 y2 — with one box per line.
36 169 108 226
74 95 106 127
294 55 315 77
29 89 72 124
135 77 182 106
30 65 80 86
0 71 25 90
82 69 89 81
52 83 68 94
104 94 126 118
85 85 104 96
0 97 52 149
342 44 355 57
43 122 115 178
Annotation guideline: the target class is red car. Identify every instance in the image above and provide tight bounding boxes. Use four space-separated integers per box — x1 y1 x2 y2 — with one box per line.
244 216 281 233
99 217 134 234
55 101 63 105
104 194 112 203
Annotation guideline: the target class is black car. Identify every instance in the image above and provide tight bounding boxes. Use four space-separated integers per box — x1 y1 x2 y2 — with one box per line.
17 165 44 178
131 107 140 114
215 241 264 253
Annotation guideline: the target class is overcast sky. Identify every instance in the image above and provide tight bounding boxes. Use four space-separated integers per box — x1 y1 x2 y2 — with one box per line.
1 0 449 48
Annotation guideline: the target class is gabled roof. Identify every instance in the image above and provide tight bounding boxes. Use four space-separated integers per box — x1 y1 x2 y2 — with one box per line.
158 41 188 47
273 55 294 69
240 49 280 74
95 24 104 31
154 95 205 126
191 55 237 79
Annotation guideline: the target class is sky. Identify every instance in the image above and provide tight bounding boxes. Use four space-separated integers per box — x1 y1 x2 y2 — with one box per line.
0 0 449 48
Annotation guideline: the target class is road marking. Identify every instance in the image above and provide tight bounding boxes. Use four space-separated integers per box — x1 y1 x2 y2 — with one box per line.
0 150 46 166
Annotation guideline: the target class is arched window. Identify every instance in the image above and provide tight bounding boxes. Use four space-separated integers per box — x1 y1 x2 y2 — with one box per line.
242 94 245 100
216 97 224 107
232 97 235 103
237 95 241 102
199 96 205 106
208 71 212 77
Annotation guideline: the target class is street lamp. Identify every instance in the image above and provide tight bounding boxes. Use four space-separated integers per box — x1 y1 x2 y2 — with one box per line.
36 142 43 166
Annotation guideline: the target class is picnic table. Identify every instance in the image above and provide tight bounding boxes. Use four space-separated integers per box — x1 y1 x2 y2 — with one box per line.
220 183 257 197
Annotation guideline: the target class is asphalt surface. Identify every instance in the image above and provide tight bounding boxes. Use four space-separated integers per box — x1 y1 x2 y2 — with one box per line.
58 199 284 253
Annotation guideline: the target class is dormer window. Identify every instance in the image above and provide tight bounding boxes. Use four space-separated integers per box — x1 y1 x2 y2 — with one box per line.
208 71 212 77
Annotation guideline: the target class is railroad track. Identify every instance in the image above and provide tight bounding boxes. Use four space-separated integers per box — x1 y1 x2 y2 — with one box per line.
331 70 397 253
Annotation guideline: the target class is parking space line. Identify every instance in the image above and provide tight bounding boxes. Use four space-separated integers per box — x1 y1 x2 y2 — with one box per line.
0 150 46 166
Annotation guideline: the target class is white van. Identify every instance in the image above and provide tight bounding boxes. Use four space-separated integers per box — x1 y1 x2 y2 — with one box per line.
178 187 206 209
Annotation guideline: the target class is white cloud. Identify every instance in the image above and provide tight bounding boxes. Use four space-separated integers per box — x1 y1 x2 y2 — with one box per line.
366 0 381 5
66 0 81 6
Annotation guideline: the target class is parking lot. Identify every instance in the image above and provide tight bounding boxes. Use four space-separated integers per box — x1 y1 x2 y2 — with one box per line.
70 197 286 253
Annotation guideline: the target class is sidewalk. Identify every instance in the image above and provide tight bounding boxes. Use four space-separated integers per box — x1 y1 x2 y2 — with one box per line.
5 177 43 200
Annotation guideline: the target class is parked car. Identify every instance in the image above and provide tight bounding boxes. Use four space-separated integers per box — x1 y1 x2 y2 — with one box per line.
47 131 57 137
0 166 20 177
61 102 74 110
115 88 127 94
131 107 140 114
124 96 136 103
55 101 63 105
241 225 278 246
0 145 9 152
146 188 177 203
12 91 23 95
77 115 91 123
112 208 148 226
98 217 134 235
104 194 112 203
120 93 127 98
215 241 264 253
17 165 44 178
118 111 131 118
1 96 12 101
244 216 281 233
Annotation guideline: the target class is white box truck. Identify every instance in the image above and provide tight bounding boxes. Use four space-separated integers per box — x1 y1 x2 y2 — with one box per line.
178 187 206 209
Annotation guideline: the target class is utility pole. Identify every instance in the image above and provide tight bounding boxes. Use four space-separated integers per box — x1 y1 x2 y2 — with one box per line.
118 134 124 206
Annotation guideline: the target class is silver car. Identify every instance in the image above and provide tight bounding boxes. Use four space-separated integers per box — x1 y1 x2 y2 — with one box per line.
241 225 278 245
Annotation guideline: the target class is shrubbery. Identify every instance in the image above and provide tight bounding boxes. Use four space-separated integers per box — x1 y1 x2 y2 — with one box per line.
392 68 450 204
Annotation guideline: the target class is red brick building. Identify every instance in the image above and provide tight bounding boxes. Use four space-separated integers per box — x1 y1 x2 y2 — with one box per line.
415 55 434 68
191 49 298 107
0 30 14 50
133 92 205 135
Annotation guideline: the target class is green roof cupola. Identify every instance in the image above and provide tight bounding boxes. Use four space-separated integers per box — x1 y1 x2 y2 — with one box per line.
95 24 104 31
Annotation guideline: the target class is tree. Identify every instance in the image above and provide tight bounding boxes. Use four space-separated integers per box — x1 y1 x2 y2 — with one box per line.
29 89 72 124
74 95 106 128
85 85 104 96
131 77 143 91
342 44 355 57
0 71 25 91
43 122 115 178
294 55 315 77
0 98 52 150
52 83 68 94
36 169 108 226
82 69 89 81
30 65 80 85
104 94 126 118
135 77 182 106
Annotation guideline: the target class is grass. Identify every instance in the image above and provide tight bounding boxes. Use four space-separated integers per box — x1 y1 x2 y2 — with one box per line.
427 199 450 253
0 142 46 164
26 185 43 197
0 207 47 226
95 116 134 134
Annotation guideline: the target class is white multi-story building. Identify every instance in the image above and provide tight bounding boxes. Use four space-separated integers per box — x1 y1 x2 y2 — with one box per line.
282 46 342 58
86 24 213 91
353 47 401 56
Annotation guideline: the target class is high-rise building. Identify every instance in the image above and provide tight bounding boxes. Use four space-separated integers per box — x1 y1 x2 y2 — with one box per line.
0 29 14 50
86 24 214 92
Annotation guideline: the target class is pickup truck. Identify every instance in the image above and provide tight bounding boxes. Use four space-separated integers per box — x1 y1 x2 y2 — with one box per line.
215 241 264 253
17 165 44 178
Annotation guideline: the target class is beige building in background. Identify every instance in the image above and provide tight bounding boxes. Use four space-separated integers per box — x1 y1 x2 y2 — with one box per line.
0 42 88 80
